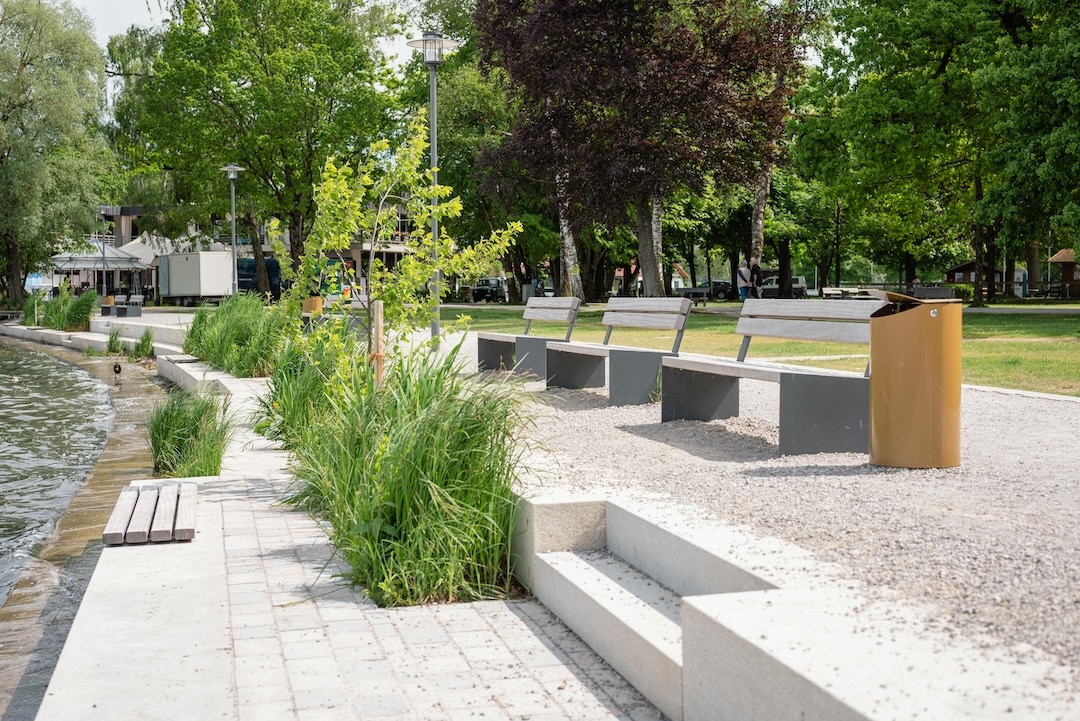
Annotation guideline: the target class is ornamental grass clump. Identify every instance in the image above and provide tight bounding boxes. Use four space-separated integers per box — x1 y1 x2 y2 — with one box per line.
283 339 528 607
183 292 288 377
148 389 232 477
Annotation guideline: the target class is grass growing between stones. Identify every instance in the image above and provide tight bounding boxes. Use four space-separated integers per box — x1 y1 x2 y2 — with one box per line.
260 334 528 607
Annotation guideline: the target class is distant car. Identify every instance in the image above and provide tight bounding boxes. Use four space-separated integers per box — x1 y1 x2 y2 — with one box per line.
760 276 808 299
709 280 739 300
471 277 508 303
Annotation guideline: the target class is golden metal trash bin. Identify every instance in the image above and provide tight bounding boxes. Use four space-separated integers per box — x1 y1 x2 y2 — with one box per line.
869 293 962 468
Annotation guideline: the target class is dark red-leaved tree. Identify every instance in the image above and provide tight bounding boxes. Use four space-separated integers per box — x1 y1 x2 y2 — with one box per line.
476 0 810 297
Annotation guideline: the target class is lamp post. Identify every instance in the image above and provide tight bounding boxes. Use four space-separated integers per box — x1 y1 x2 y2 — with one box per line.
407 31 459 341
98 206 109 298
221 164 244 295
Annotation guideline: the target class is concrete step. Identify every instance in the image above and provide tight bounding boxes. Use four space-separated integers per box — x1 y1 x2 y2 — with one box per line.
532 549 683 721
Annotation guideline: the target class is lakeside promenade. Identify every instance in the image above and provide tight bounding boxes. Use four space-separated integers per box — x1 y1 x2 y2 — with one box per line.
5 307 1080 720
0 317 659 721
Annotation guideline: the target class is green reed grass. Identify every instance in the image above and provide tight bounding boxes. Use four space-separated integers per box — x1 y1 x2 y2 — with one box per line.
148 389 232 477
131 328 155 359
183 293 288 377
107 326 123 354
281 339 528 607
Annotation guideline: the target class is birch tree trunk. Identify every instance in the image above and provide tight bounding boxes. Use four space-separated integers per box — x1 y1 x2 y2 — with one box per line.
555 169 585 300
636 191 665 297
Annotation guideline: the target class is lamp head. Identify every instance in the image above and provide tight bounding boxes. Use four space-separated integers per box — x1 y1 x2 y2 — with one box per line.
406 31 460 67
221 163 244 180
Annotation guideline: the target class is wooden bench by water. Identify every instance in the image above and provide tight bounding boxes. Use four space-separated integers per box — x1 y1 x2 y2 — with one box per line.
102 481 198 545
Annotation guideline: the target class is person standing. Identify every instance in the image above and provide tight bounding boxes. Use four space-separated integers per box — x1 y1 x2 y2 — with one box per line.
736 260 752 301
749 257 764 298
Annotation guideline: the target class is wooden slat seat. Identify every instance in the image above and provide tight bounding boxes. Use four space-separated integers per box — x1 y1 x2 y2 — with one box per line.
102 481 198 545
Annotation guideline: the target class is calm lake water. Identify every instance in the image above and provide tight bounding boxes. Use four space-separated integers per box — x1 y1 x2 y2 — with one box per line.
0 342 111 605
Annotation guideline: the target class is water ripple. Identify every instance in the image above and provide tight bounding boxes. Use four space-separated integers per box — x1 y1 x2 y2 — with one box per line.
0 343 111 603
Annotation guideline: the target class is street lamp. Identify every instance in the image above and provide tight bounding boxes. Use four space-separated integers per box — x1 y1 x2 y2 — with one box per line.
221 164 244 295
406 31 459 341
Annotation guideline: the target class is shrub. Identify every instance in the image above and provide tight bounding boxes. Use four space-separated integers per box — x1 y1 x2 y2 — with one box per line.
282 339 528 607
38 284 97 331
148 389 232 477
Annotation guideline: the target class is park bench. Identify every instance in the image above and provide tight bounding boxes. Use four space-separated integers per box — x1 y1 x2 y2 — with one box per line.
102 481 198 545
546 296 693 406
476 296 582 378
661 297 887 454
102 294 144 317
679 286 710 307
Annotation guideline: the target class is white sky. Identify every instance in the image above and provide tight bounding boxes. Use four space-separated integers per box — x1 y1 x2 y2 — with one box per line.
77 0 414 64
77 0 165 49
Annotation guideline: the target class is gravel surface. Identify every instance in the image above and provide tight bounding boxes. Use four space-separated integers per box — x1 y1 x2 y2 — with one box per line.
456 334 1080 693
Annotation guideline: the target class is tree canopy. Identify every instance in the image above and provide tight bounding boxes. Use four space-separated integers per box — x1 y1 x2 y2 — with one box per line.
111 0 399 269
0 0 108 306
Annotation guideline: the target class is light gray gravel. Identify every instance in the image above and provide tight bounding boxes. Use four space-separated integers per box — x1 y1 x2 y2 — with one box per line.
453 332 1080 690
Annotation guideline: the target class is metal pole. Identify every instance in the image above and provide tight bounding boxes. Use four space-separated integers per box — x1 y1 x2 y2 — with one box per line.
429 63 440 341
230 176 238 295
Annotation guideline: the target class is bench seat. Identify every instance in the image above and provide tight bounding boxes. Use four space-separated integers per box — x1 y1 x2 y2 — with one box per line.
476 296 582 378
662 355 869 455
661 297 887 454
102 481 198 545
546 297 692 406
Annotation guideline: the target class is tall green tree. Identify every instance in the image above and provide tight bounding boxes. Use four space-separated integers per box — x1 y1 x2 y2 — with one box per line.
113 0 398 270
476 0 810 297
798 0 1040 301
0 0 108 306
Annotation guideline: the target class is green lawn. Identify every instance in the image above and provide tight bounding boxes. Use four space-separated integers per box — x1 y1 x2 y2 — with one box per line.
445 303 1080 397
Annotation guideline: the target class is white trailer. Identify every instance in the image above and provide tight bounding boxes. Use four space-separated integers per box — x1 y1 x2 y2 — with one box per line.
159 252 234 306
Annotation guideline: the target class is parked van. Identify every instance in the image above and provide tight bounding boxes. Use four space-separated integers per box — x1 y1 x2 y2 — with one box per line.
760 275 808 298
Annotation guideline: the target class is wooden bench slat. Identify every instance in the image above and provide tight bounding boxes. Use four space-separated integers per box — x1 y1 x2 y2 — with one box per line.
150 483 179 542
606 297 691 313
735 317 873 345
174 483 198 541
124 485 159 544
523 307 579 323
102 486 140 545
741 298 884 321
602 311 690 332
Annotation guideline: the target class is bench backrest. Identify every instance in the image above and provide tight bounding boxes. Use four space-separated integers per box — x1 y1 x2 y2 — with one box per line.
602 297 693 353
522 296 582 341
128 294 145 305
735 298 887 362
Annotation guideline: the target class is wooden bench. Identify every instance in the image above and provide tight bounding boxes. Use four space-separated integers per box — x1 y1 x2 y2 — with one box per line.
661 297 887 454
476 296 582 378
102 294 144 317
546 296 693 406
680 286 709 307
102 481 198 545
